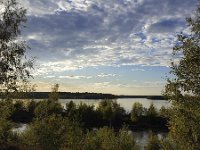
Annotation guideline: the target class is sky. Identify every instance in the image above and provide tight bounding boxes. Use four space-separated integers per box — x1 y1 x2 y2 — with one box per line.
18 0 198 95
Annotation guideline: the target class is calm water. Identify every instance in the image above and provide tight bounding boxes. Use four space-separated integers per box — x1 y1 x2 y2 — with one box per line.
58 98 170 112
14 98 170 149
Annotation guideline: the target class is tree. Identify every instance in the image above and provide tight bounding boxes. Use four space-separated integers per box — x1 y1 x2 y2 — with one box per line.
21 114 83 150
164 3 200 150
131 102 144 122
34 99 63 119
0 0 33 97
97 100 125 127
84 127 138 150
48 84 59 102
146 103 157 117
159 106 170 118
65 101 77 120
76 103 99 128
34 84 63 119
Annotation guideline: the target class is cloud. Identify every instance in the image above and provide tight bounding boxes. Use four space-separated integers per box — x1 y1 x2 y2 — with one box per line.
131 68 145 72
59 75 92 79
97 73 117 78
18 0 198 75
148 19 186 33
44 75 56 78
94 82 111 87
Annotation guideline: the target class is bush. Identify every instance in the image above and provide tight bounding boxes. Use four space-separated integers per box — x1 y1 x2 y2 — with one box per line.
21 114 83 150
0 118 16 143
34 100 63 119
84 127 138 150
97 100 125 127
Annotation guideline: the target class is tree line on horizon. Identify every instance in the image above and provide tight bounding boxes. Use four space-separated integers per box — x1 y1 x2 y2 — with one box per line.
0 91 116 99
0 91 166 100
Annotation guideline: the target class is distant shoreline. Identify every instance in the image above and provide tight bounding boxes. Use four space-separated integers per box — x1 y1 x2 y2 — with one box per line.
0 92 167 100
116 95 167 100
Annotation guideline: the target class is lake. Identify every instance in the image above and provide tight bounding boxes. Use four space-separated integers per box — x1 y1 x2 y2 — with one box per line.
58 98 170 112
58 98 170 149
14 98 170 149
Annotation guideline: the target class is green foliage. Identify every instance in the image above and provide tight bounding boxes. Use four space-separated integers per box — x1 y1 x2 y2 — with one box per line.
65 101 76 117
65 101 79 122
65 101 102 128
21 119 138 150
131 102 144 122
145 131 161 150
34 100 63 119
21 114 83 150
34 84 63 119
84 127 116 150
0 0 34 144
76 102 101 128
164 3 200 150
0 0 33 95
26 100 37 114
0 101 18 144
0 100 16 143
166 96 200 150
160 137 178 150
159 106 170 118
97 100 125 126
117 127 139 150
84 127 138 150
0 100 15 119
0 98 170 149
13 101 25 111
146 103 157 117
0 118 14 143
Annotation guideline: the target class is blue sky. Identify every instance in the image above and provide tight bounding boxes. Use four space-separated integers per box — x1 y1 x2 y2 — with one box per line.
19 0 197 95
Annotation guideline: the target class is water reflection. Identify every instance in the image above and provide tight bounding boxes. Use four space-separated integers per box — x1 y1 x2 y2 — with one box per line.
12 123 28 134
133 131 167 149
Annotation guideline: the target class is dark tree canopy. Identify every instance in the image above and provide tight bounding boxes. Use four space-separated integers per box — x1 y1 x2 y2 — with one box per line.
0 0 33 95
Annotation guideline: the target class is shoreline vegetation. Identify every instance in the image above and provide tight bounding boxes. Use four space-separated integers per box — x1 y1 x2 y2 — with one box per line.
7 98 169 132
1 89 169 149
0 92 167 100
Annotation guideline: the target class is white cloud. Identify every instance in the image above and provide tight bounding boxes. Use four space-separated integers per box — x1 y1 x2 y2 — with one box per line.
44 75 56 78
97 73 117 78
59 75 92 79
57 0 94 12
18 0 198 75
94 82 111 87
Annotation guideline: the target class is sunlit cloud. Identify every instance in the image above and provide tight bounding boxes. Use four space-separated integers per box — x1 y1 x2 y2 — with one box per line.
20 0 197 72
17 0 198 94
59 75 92 79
